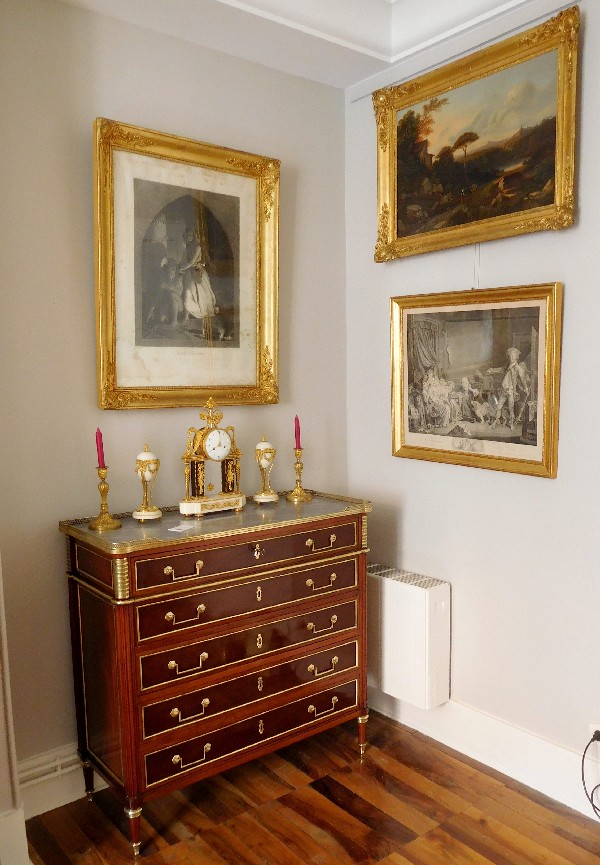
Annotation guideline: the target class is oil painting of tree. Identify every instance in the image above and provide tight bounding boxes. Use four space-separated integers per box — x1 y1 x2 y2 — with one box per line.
394 51 557 239
373 7 579 260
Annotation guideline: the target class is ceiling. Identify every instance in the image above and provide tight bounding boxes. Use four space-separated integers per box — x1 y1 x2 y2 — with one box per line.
59 0 541 88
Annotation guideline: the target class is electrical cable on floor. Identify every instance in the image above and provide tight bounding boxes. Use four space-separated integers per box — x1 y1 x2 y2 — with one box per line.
581 732 600 819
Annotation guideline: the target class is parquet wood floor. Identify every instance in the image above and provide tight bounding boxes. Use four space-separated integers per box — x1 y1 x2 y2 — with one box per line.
26 712 600 864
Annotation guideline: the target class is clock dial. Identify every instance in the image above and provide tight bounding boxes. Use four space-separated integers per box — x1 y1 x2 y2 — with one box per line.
204 428 232 461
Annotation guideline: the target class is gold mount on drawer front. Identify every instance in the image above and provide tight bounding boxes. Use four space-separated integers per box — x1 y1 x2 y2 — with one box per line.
164 560 204 581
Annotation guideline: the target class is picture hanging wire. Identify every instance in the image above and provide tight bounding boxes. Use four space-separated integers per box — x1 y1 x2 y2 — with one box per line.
472 242 481 290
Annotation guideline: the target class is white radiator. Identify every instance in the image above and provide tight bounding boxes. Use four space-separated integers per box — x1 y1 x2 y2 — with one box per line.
367 563 451 709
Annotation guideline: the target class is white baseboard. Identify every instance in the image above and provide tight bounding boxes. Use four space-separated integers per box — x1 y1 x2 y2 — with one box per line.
369 687 599 820
0 806 32 865
18 743 107 821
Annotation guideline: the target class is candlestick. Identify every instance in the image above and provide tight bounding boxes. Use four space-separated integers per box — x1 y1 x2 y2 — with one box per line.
286 448 312 503
294 415 301 450
89 466 121 532
95 428 105 469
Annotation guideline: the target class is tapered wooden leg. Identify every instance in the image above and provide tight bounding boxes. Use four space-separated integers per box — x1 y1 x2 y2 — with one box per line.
82 761 95 801
125 805 142 857
357 711 369 756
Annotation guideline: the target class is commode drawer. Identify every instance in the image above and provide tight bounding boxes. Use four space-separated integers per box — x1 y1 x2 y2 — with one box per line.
144 680 358 788
139 600 357 690
73 544 114 593
141 641 358 738
136 558 358 642
134 520 358 593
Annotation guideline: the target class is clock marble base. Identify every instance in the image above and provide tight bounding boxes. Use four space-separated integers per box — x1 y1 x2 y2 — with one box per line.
180 493 246 516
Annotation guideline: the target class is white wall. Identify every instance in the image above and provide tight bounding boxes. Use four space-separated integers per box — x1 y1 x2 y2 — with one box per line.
3 0 599 824
346 0 600 813
0 0 347 771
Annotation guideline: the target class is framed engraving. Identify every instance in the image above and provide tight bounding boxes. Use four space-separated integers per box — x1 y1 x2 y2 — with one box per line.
374 7 579 261
391 283 563 477
94 118 279 408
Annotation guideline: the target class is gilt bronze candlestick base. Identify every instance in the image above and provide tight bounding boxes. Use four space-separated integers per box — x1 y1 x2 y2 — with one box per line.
286 448 312 503
89 467 122 532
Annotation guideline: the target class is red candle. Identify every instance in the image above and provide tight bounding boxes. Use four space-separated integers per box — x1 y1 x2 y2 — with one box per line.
294 415 301 450
96 427 106 468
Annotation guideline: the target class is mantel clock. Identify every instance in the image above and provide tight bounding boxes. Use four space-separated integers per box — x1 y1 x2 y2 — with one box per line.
180 399 246 516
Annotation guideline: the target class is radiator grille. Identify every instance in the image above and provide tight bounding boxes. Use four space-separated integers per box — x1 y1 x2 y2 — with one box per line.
367 563 446 591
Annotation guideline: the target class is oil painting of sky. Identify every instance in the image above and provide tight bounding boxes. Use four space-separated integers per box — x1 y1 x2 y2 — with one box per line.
401 50 558 157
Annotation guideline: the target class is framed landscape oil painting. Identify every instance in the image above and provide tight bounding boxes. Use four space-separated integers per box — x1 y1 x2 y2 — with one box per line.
374 7 579 261
94 118 280 409
391 283 563 477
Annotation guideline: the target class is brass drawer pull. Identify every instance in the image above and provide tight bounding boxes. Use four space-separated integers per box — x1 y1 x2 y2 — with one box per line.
164 604 206 626
256 586 262 602
167 652 208 676
250 543 265 560
257 676 264 692
256 633 263 649
308 655 338 678
305 534 337 553
308 696 338 719
258 719 265 735
307 615 338 635
170 698 210 724
172 743 211 770
163 560 204 581
306 573 337 592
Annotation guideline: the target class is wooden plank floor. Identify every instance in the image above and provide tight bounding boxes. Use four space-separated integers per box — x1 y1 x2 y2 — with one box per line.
27 711 600 864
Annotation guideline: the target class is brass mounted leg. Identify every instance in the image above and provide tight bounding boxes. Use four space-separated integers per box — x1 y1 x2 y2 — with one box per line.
125 805 143 857
357 711 369 756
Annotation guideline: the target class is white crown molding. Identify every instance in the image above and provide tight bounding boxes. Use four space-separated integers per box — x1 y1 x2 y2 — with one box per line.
210 0 393 58
389 0 536 57
56 0 562 89
346 0 574 101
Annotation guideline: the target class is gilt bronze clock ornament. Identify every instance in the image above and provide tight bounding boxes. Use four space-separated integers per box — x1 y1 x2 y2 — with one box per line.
132 444 162 521
180 399 246 516
254 437 278 503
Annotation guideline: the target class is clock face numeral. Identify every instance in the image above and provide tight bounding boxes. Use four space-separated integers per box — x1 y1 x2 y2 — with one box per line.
204 428 232 461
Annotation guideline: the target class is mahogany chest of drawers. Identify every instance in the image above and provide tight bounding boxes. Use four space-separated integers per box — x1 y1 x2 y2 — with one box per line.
60 491 371 855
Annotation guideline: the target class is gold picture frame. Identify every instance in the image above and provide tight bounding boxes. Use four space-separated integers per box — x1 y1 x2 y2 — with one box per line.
94 118 280 409
391 283 563 477
373 7 579 261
